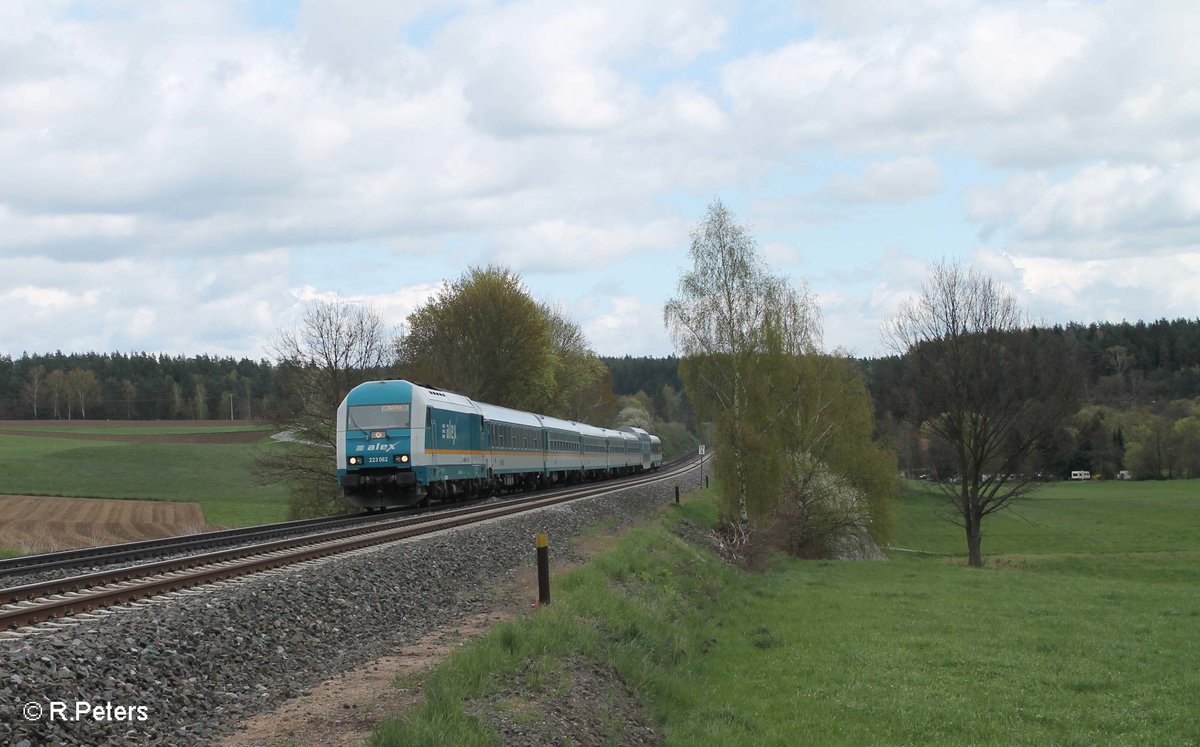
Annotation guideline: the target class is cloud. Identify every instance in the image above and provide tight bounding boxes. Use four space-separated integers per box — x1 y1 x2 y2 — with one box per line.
290 282 445 334
825 156 941 204
584 297 670 357
0 252 294 357
968 161 1200 258
761 242 803 266
1009 251 1200 326
490 218 687 272
2 1 1199 361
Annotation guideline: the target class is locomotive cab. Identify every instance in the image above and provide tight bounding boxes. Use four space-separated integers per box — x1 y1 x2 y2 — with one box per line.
337 381 420 508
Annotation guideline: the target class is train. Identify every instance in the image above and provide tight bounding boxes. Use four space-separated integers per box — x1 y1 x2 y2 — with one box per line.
336 379 663 509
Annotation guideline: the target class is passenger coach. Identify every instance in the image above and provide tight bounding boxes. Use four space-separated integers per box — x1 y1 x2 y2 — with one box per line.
336 379 663 509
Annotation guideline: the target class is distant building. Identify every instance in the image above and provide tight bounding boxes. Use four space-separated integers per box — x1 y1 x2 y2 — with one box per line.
1118 470 1133 480
1070 470 1091 481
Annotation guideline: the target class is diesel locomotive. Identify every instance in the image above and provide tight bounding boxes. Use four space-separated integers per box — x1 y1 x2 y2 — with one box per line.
336 379 662 509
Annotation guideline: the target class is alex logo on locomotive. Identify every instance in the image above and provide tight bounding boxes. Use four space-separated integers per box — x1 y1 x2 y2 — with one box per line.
355 442 398 452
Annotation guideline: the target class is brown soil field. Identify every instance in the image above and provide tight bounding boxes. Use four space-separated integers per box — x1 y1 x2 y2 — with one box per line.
0 420 273 445
0 495 207 553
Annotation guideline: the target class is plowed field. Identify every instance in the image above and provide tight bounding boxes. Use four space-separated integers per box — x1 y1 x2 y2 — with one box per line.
0 495 206 553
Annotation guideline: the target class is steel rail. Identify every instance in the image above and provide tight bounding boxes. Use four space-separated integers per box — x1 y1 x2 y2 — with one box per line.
0 510 404 577
0 455 703 630
0 455 692 578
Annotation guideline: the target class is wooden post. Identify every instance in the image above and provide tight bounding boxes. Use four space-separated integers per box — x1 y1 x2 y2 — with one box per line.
536 532 550 606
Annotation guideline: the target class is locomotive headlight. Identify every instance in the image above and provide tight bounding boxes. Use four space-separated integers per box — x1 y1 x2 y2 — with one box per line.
348 456 363 466
394 453 410 464
371 430 386 439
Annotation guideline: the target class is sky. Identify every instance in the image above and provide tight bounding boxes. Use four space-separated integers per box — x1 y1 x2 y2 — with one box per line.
2 0 1199 361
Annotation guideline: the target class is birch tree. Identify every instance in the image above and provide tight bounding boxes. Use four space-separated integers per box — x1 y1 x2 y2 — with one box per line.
66 368 101 419
664 199 820 523
46 369 66 419
24 365 45 419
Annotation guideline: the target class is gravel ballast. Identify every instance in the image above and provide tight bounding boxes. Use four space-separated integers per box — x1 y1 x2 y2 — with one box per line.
1 466 700 746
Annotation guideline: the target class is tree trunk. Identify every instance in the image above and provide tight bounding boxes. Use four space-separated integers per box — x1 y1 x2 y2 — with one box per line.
965 516 983 568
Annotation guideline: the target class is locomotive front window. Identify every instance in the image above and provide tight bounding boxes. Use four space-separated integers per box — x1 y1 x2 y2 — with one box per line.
348 403 411 431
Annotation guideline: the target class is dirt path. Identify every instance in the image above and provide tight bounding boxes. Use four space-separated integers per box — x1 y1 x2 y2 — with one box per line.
0 495 206 553
220 609 516 747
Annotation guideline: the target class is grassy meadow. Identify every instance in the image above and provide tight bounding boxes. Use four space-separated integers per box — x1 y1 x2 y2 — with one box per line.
372 480 1200 746
0 423 293 528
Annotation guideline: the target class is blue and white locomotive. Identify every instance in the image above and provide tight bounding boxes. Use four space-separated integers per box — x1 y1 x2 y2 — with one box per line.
336 379 663 509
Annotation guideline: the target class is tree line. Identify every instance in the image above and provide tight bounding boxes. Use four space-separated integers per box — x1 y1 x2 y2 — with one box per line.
0 352 279 421
864 318 1200 482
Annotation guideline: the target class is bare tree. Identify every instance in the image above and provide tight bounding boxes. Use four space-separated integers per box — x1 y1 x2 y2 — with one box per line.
271 297 395 446
885 260 1083 567
262 297 395 517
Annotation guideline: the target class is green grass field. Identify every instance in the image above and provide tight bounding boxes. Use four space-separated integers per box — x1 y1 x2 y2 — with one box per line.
371 480 1200 746
0 427 294 527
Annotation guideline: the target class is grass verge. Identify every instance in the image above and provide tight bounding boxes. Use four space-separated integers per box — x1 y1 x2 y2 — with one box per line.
371 484 1200 746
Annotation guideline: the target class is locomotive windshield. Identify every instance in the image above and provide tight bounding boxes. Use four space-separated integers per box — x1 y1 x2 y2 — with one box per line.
347 403 411 431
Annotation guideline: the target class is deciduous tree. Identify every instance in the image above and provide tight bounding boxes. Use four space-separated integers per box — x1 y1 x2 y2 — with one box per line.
121 379 137 419
665 198 820 523
24 365 45 419
262 297 395 517
397 266 611 419
66 368 101 419
398 266 556 411
45 369 66 419
885 260 1083 567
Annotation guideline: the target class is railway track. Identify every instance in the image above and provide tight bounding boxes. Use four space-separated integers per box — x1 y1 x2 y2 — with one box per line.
0 509 407 578
0 454 703 631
